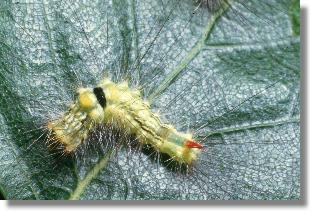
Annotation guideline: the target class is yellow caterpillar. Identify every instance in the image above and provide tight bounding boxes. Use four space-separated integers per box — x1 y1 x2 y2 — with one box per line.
48 78 202 165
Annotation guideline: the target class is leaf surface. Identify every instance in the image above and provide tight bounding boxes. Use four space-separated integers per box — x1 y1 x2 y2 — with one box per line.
0 0 300 200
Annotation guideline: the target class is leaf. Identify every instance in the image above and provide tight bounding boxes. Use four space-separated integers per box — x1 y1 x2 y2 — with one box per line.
0 0 300 200
289 0 300 36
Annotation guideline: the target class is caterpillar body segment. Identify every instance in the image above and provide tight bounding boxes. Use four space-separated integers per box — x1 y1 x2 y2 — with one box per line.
48 78 202 165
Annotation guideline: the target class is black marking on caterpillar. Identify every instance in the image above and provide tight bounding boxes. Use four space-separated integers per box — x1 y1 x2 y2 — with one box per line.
93 87 107 108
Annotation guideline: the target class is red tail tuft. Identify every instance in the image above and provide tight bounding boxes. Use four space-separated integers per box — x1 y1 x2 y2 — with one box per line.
185 140 203 149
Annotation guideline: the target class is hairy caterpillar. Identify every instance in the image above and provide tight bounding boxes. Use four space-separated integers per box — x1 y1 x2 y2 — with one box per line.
48 78 202 164
0 0 300 200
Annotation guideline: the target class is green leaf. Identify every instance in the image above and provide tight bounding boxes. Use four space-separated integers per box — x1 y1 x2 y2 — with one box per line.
289 0 300 36
0 0 300 200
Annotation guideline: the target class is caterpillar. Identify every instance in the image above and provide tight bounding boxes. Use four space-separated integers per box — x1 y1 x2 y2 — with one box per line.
48 78 202 164
0 0 300 200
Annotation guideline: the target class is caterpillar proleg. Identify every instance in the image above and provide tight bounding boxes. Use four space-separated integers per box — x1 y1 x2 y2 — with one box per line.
48 78 202 164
